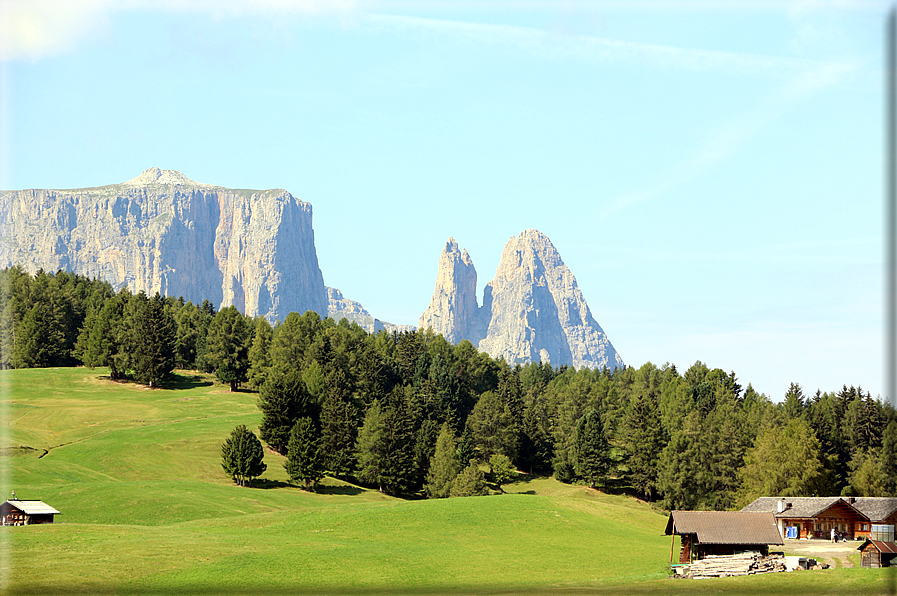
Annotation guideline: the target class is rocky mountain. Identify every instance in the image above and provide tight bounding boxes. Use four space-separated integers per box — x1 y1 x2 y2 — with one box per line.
417 237 484 344
419 229 623 370
327 287 415 334
0 167 327 321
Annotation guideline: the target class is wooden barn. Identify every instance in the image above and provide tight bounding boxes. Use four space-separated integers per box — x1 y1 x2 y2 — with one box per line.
857 539 897 568
1 499 60 526
665 511 784 564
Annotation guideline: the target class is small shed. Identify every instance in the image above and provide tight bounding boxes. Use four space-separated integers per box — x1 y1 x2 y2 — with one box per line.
857 539 897 568
0 499 60 525
665 511 784 564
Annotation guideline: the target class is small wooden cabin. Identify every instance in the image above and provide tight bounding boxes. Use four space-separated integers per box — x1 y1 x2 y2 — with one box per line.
0 499 60 525
665 511 784 564
857 539 897 568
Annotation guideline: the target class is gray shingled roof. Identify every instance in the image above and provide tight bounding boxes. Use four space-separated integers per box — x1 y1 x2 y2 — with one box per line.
741 497 847 518
742 496 897 522
852 498 897 522
665 511 784 545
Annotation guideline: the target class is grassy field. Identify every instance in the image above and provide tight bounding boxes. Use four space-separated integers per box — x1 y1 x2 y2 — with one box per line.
1 367 894 595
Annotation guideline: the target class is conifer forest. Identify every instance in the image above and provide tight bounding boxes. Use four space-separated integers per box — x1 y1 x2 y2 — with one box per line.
3 267 895 509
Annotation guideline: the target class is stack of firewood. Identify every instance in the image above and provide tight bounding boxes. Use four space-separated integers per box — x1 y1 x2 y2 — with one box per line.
684 553 787 579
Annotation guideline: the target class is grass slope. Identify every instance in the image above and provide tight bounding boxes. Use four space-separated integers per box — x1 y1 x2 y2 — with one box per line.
1 368 893 595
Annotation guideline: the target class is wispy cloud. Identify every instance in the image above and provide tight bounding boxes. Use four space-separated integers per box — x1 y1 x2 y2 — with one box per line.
366 13 824 74
597 57 858 219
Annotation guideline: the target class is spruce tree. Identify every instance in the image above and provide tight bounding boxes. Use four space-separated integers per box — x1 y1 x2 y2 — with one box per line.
880 420 897 496
455 422 476 468
574 408 608 488
128 292 175 387
205 305 251 391
425 422 459 498
356 399 387 491
380 391 416 496
319 389 358 479
623 392 666 500
246 318 274 390
284 417 325 490
258 369 312 454
221 425 267 487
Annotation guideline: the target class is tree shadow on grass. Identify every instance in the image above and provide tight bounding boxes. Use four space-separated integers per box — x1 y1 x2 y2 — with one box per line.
251 478 293 490
314 485 365 496
163 373 215 390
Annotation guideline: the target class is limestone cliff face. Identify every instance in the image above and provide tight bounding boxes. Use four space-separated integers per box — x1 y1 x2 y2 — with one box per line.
419 230 623 370
0 167 328 321
418 237 485 344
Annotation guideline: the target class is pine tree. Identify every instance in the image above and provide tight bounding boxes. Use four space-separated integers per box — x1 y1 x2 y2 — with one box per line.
880 420 897 496
127 292 175 387
205 305 251 391
380 391 416 496
449 460 487 497
455 422 476 469
574 408 608 488
221 425 267 487
518 402 553 475
425 422 459 498
782 382 805 419
467 390 518 462
356 399 387 491
319 388 358 479
75 296 125 377
258 369 312 454
246 317 274 390
284 417 325 490
623 392 666 500
412 418 439 491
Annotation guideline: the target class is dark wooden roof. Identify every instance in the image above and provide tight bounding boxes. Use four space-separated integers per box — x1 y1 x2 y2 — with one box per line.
857 539 897 555
665 511 784 545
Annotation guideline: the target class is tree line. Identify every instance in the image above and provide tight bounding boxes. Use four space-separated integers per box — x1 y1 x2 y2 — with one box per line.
3 267 896 508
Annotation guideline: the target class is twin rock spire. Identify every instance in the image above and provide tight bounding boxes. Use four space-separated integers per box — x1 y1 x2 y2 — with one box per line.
419 229 623 371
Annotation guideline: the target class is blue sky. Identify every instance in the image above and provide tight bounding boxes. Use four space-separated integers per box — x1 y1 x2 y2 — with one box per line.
0 0 889 401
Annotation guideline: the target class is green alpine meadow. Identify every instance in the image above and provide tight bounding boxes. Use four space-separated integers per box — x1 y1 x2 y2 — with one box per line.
0 367 890 595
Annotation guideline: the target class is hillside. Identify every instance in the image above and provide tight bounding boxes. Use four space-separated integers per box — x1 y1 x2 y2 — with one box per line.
0 368 888 595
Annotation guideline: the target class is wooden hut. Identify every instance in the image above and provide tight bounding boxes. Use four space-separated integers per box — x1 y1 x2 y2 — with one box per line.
857 539 897 568
0 499 60 525
665 511 784 564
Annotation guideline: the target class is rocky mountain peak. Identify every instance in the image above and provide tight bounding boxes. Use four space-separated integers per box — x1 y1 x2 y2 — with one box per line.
418 236 485 344
420 229 623 370
123 167 215 188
